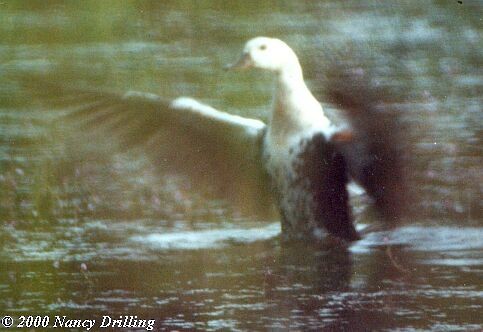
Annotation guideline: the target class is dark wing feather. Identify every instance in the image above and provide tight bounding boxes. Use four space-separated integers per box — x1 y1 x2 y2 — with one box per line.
326 67 410 224
24 79 275 217
294 133 360 241
319 145 360 241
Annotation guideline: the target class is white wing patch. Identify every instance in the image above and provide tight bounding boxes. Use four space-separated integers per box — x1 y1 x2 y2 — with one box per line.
171 97 266 137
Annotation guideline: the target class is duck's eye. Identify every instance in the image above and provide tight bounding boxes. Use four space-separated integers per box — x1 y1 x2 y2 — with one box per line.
259 44 267 51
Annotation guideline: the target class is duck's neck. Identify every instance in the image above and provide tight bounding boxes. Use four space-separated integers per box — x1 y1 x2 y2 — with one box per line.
274 61 307 98
269 61 327 140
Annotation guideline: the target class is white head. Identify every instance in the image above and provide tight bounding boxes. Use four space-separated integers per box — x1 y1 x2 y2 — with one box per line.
227 37 301 73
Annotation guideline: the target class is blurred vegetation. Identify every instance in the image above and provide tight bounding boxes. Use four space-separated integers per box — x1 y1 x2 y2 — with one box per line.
0 0 481 226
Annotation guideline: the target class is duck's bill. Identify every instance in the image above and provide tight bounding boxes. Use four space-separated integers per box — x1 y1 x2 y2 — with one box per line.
224 53 252 70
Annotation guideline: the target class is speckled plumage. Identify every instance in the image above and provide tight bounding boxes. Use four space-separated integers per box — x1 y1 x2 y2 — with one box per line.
264 131 359 242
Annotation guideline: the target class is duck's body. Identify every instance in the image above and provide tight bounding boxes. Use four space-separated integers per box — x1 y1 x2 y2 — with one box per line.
265 130 358 241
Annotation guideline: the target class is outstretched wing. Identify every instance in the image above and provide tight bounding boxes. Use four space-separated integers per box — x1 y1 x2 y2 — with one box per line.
24 80 275 217
326 67 410 224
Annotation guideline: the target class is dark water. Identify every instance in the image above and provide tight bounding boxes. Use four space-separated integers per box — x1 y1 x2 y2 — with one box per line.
1 1 482 331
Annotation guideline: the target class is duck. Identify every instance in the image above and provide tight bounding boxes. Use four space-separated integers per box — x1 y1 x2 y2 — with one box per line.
226 37 359 241
25 36 408 242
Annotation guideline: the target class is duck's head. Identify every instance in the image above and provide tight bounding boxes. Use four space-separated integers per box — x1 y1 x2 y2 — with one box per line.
226 37 300 73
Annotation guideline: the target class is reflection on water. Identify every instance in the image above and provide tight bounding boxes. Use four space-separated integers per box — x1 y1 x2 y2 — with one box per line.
1 1 482 330
2 218 482 330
